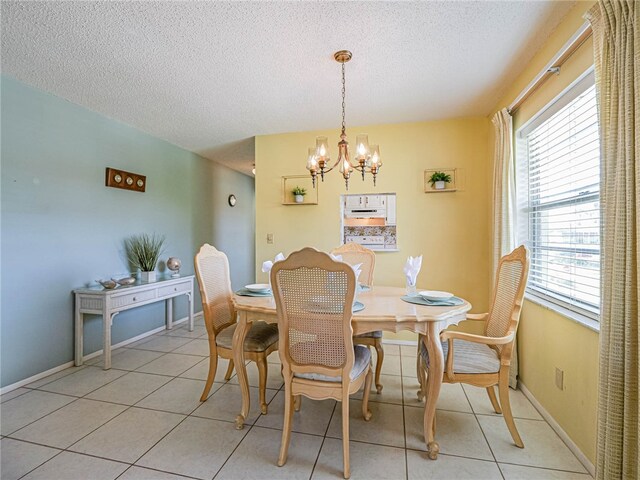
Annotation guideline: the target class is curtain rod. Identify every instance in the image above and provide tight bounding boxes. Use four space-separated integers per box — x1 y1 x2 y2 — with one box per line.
508 22 593 115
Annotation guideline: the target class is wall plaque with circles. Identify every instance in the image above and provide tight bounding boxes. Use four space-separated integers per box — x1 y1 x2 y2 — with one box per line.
105 167 146 192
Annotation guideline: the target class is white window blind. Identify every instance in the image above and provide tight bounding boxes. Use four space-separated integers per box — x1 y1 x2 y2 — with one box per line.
518 71 600 319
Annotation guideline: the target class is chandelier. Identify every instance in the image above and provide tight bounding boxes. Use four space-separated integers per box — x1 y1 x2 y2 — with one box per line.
306 50 382 190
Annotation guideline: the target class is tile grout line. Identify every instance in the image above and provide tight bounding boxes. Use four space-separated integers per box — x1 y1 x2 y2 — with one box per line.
209 382 286 480
11 354 232 479
309 397 338 479
462 385 505 479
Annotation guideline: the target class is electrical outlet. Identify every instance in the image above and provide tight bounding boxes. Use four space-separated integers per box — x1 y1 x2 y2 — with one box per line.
267 233 274 244
555 367 564 390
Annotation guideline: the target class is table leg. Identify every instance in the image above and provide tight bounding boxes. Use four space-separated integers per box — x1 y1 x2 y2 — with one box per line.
423 322 444 459
165 298 173 330
103 307 113 370
74 300 83 366
233 311 252 429
187 290 194 332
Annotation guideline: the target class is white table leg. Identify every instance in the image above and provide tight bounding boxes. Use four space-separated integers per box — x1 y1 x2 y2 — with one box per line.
165 298 173 330
74 297 83 366
187 282 194 331
102 306 112 370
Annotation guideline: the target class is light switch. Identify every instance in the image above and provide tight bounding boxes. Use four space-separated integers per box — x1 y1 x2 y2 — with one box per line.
267 233 274 244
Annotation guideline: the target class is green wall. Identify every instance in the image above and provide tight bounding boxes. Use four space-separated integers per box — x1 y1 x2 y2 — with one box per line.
0 76 255 388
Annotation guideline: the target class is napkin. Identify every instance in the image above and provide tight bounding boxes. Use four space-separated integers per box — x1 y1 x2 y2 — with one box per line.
262 252 285 274
403 255 423 286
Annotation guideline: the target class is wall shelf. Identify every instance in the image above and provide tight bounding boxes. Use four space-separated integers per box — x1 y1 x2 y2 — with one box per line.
281 175 318 205
424 168 458 193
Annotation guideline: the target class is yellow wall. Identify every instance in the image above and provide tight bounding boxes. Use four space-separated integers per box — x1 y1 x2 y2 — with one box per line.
255 117 491 340
490 1 599 464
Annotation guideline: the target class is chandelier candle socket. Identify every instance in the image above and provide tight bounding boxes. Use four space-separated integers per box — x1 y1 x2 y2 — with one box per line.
306 50 383 190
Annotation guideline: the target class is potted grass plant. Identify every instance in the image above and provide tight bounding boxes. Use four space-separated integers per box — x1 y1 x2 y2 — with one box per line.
429 171 452 190
292 186 307 203
125 233 165 282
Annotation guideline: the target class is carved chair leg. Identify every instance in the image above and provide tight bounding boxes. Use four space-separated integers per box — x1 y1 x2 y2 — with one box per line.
341 389 351 479
294 395 302 412
416 343 426 402
200 352 218 402
373 339 384 394
257 356 269 414
224 359 235 381
486 386 502 414
362 368 373 421
498 369 524 448
278 383 294 467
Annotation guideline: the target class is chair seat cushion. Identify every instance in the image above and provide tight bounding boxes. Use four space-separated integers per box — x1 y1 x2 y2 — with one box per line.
294 345 371 383
216 322 279 352
354 330 383 339
420 339 500 374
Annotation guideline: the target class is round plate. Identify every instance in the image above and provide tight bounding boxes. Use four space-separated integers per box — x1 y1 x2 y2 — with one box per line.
245 283 271 293
418 290 453 301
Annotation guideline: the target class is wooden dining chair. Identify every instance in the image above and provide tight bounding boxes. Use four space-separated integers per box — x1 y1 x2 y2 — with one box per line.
194 244 279 414
331 243 384 394
417 245 530 447
271 247 373 479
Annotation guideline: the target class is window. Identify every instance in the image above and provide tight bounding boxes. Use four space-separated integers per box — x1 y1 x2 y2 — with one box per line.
517 70 600 321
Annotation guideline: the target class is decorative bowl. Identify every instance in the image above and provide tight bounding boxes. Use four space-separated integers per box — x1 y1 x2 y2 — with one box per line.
97 279 117 289
115 276 136 286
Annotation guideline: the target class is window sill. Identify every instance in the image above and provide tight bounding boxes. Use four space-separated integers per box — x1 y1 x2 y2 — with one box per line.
524 293 600 333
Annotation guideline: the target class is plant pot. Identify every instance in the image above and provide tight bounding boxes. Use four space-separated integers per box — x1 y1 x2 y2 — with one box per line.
295 195 304 203
140 271 156 283
434 181 446 190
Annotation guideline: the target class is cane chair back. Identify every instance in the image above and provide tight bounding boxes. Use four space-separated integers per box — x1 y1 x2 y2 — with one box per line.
331 243 376 287
485 245 529 355
194 244 235 336
272 247 357 377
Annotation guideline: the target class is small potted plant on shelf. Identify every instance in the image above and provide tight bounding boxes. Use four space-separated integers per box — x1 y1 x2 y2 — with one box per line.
125 233 165 282
292 186 307 203
429 171 452 190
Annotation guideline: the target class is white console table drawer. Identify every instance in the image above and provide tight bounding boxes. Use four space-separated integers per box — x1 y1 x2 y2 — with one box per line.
112 289 157 308
158 281 191 298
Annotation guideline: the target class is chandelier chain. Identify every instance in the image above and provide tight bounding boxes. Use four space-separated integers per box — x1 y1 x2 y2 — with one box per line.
341 62 346 135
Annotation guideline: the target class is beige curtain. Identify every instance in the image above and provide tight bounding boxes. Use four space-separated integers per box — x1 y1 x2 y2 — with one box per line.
586 2 639 479
491 108 518 389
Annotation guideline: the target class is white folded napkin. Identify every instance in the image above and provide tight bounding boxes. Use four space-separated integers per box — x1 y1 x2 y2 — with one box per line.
403 255 423 286
262 252 285 274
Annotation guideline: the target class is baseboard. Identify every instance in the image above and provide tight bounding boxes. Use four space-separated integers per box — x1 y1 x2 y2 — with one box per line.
0 312 202 395
519 382 595 477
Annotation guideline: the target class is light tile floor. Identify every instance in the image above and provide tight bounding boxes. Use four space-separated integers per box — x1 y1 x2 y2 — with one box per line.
1 324 592 480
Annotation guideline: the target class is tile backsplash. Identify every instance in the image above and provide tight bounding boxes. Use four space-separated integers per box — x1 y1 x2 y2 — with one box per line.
344 226 397 250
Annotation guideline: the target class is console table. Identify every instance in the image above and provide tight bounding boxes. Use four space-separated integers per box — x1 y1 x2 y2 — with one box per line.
73 275 194 369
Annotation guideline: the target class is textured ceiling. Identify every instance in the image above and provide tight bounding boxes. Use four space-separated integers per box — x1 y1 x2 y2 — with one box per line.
1 1 575 176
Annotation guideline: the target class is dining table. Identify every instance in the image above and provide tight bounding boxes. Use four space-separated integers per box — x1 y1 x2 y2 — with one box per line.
231 285 471 459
